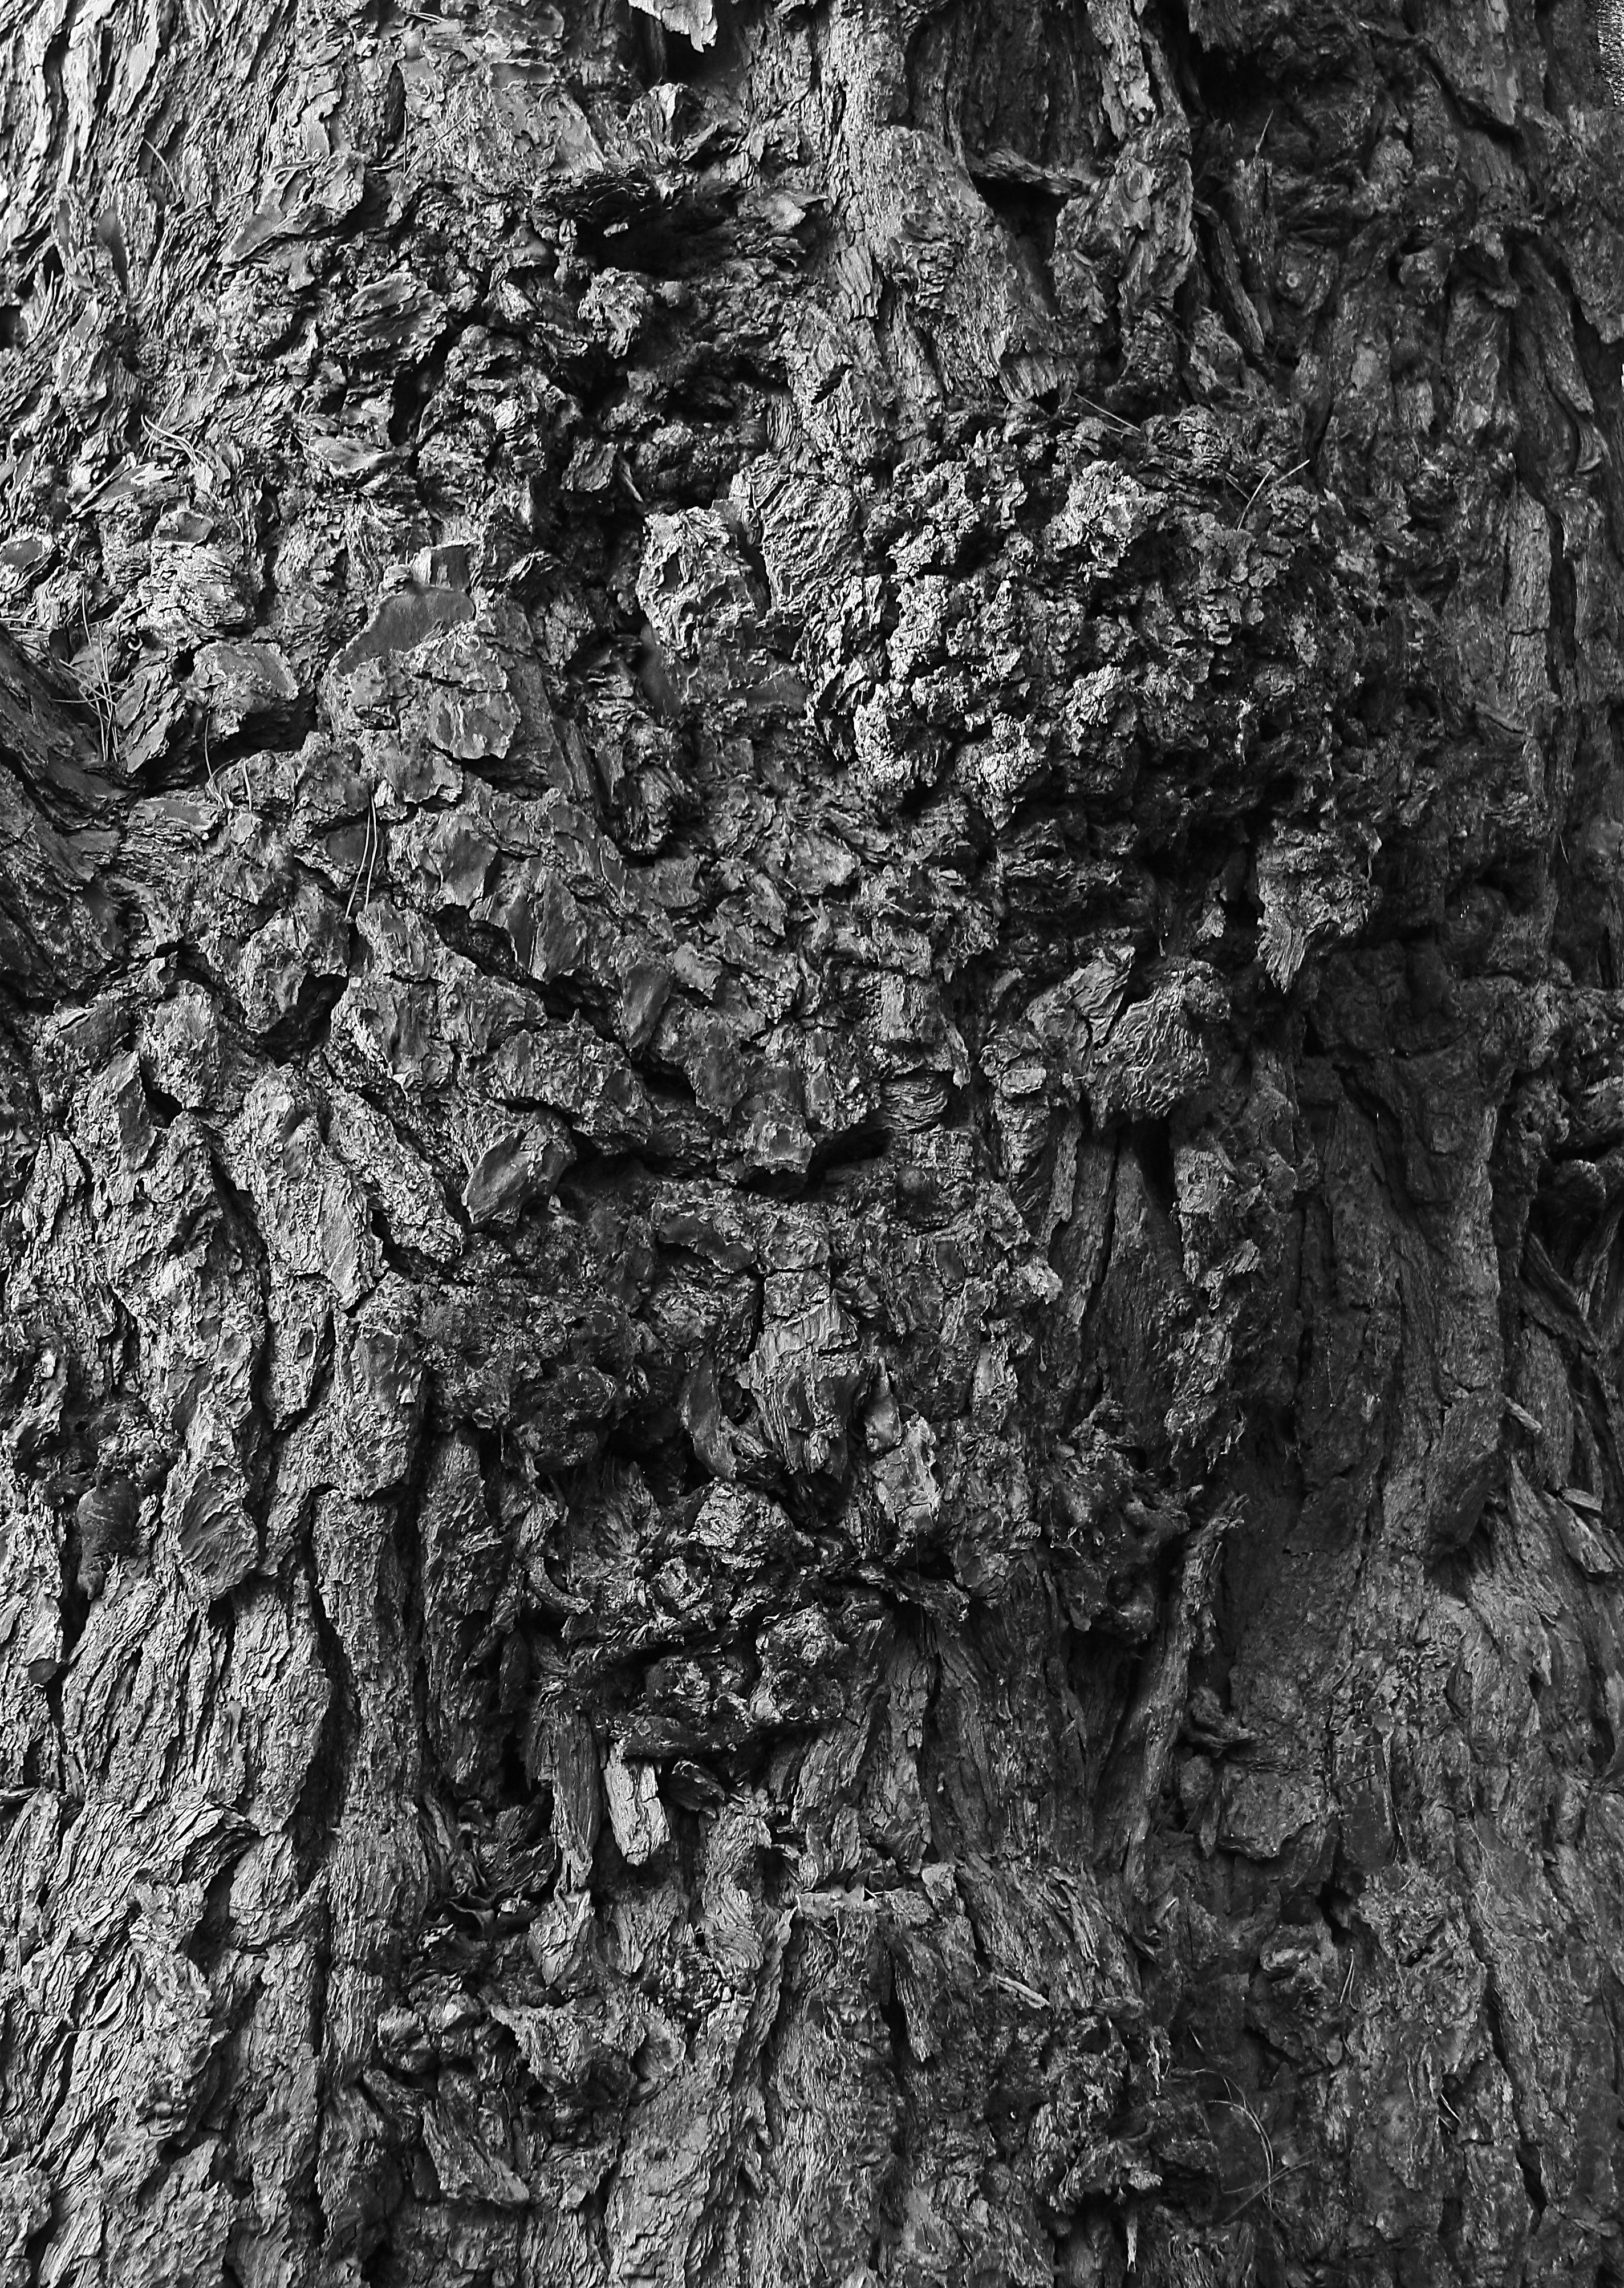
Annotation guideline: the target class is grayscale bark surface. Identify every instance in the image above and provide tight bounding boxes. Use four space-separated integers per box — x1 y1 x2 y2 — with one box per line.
2 0 1624 2282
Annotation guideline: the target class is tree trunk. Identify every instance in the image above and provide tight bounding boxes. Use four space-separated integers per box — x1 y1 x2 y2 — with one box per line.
2 0 1623 2281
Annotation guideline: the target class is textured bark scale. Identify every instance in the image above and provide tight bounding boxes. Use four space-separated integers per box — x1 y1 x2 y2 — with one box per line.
3 0 1624 2282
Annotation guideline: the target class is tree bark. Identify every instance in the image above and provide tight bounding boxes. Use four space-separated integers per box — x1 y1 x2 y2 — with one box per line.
2 0 1623 2281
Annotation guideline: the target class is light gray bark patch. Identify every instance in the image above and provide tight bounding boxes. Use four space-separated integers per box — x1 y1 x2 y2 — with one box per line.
335 587 478 676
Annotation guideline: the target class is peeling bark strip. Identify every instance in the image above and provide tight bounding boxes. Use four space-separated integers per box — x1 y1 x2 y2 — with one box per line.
5 0 1624 2281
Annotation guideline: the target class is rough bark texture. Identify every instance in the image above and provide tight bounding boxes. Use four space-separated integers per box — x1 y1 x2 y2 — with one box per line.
3 0 1624 2282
